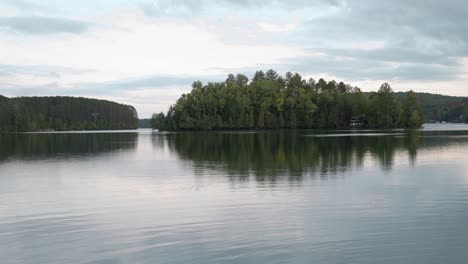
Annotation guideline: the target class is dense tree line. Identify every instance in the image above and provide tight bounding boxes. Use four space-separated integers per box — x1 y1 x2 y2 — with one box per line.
394 92 468 123
152 70 424 130
0 96 138 132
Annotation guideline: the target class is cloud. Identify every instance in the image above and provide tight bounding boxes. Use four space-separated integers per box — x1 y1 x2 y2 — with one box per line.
2 0 468 116
0 64 96 100
75 74 225 92
0 70 213 93
289 56 461 82
134 0 468 84
2 0 50 13
0 82 62 96
0 16 90 34
0 64 92 77
137 0 339 17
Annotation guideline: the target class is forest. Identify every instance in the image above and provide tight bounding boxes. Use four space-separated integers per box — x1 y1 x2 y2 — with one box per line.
152 70 427 131
394 92 468 123
0 96 138 132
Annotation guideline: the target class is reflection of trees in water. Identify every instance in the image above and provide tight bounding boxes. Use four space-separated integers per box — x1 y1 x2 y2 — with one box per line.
153 131 431 181
0 132 137 161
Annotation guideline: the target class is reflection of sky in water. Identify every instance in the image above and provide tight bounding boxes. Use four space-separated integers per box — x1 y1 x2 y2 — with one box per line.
1 126 468 264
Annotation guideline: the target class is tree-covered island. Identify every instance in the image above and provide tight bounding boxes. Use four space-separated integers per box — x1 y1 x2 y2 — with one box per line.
152 70 427 131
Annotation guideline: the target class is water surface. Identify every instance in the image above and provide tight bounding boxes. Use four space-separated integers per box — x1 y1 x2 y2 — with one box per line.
1 124 468 264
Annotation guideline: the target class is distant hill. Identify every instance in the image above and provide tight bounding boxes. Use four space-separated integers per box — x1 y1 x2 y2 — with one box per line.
0 96 139 132
394 92 468 122
138 118 152 128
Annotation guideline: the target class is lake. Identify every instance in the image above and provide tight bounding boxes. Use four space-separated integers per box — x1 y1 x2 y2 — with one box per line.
1 124 468 264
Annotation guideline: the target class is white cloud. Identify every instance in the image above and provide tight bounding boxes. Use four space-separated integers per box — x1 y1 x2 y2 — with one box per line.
257 22 298 32
0 7 305 116
0 10 304 76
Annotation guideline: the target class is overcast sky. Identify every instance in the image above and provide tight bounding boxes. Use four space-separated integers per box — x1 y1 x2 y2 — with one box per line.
1 0 468 117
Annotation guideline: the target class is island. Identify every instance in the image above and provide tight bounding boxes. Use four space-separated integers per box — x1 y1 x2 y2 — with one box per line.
151 70 437 131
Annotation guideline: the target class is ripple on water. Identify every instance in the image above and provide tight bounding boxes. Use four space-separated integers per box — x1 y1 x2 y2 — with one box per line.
1 129 468 263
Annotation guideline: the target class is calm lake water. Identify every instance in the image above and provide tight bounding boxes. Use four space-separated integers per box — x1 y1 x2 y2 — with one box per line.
1 124 468 264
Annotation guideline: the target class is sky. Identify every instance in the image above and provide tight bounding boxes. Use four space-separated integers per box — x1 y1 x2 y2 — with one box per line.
1 0 468 118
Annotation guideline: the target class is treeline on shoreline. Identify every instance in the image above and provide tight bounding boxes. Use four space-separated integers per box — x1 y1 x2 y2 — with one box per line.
394 92 468 123
0 96 138 132
151 70 426 131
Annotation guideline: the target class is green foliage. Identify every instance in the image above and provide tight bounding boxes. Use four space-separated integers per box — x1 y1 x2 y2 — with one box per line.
368 83 399 128
152 70 425 131
394 92 468 122
409 111 423 128
399 91 424 128
151 112 166 130
0 96 138 132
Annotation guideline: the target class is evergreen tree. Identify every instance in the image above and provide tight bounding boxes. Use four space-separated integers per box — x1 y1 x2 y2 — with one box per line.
400 90 424 128
368 83 399 128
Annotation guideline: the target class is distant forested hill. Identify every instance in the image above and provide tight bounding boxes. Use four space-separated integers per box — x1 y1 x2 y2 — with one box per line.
138 118 152 128
0 96 138 132
394 92 468 122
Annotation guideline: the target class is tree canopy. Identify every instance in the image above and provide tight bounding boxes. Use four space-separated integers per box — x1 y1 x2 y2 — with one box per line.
0 96 138 132
394 92 468 123
152 70 424 131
